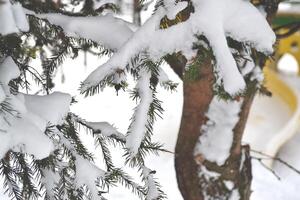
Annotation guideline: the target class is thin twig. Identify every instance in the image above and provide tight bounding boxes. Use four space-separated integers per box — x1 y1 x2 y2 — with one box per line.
251 156 281 180
251 149 300 176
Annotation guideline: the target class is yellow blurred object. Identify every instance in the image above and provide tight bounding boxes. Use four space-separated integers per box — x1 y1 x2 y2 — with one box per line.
276 31 300 75
262 67 300 167
263 67 297 111
259 11 300 167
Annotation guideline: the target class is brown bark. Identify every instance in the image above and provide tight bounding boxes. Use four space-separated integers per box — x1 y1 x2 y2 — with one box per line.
169 2 279 199
175 59 214 200
174 58 254 200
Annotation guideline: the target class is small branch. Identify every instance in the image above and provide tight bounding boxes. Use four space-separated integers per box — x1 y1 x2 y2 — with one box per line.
273 22 300 39
251 156 281 180
250 149 300 176
70 112 175 155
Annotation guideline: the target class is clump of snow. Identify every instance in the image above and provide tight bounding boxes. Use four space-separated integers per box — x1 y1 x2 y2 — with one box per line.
86 121 124 137
75 155 105 198
0 0 18 35
11 3 30 32
165 1 188 20
250 66 264 83
42 169 60 197
0 57 20 84
0 92 72 160
0 55 72 160
143 167 160 200
0 86 5 103
0 113 53 159
198 165 220 180
93 0 117 9
0 1 29 35
27 10 133 50
126 70 153 156
82 0 275 95
24 92 72 125
194 97 242 165
229 189 240 200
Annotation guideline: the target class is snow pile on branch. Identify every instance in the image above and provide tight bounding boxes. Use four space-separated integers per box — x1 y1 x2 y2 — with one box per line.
27 10 133 50
24 92 72 125
127 70 153 156
0 56 71 160
143 167 161 200
75 155 105 198
85 121 124 137
194 97 242 165
82 0 275 95
0 1 29 35
93 0 117 9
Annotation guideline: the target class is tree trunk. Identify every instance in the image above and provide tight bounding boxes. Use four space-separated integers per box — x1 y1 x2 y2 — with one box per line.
170 2 279 199
174 59 254 200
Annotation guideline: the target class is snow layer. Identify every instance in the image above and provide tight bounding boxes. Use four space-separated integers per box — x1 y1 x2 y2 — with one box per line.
0 0 18 35
82 0 275 95
0 85 5 103
0 56 71 159
0 1 29 35
93 0 117 9
0 92 71 160
85 121 125 138
143 167 160 200
11 3 30 32
126 70 153 156
75 155 105 198
24 92 72 125
194 97 242 165
165 1 188 20
0 57 20 84
28 10 133 50
0 112 53 159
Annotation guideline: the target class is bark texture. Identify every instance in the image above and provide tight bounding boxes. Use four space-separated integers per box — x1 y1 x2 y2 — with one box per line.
174 59 254 200
169 1 279 199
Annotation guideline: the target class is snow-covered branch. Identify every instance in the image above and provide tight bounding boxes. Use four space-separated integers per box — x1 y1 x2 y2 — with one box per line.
25 9 134 51
82 0 275 95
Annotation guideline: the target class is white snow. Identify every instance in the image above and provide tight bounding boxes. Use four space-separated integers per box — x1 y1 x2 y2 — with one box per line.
85 121 125 138
143 166 160 200
28 10 134 50
82 0 275 95
0 0 18 35
12 3 30 32
0 1 29 35
165 1 188 20
75 155 105 198
194 97 242 166
229 189 240 200
0 57 20 84
93 0 117 9
0 92 71 160
0 113 53 159
126 70 153 156
24 92 72 125
42 169 60 197
199 165 220 180
0 57 71 160
0 85 5 103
